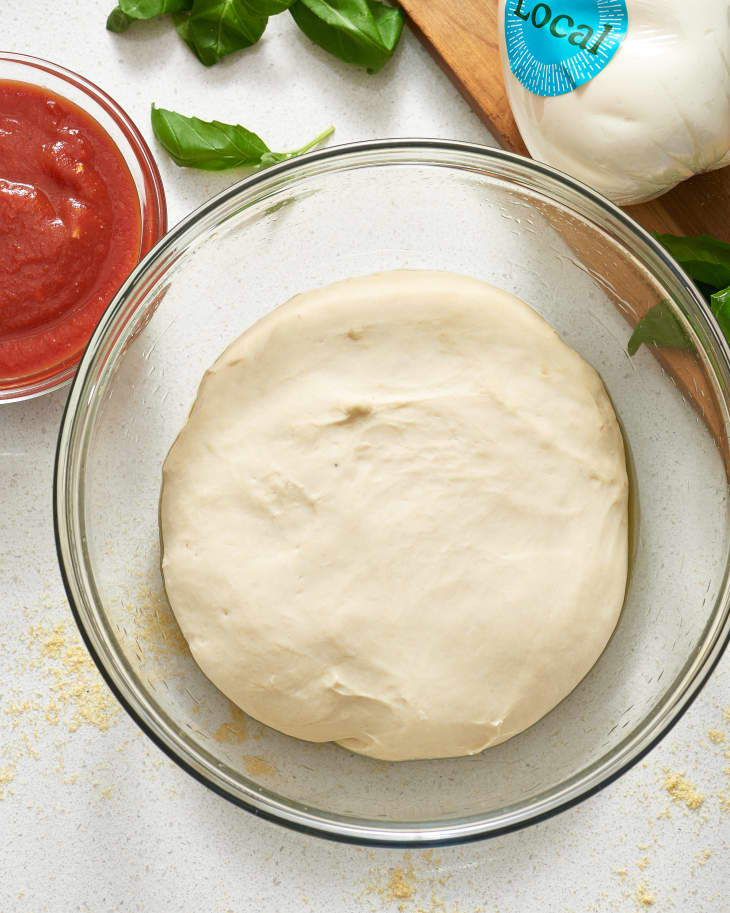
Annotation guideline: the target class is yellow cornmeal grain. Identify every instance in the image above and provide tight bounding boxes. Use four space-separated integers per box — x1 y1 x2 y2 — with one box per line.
40 622 67 659
360 851 469 913
45 697 60 726
243 755 278 778
708 730 725 744
636 882 654 906
55 642 119 733
4 700 32 718
7 623 120 740
44 626 119 731
388 868 415 901
637 856 649 871
662 769 705 810
721 749 730 812
22 731 38 760
363 854 418 910
417 896 460 913
696 848 712 866
214 706 247 745
0 765 15 798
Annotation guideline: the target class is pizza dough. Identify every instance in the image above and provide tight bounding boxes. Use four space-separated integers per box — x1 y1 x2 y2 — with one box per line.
160 271 629 762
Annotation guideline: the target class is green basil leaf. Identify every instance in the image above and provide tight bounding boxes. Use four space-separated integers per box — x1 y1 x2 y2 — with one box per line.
172 11 206 61
655 233 730 292
627 300 694 356
151 105 333 170
710 286 730 342
119 0 192 17
107 6 135 30
173 10 193 46
151 106 268 169
182 0 268 66
631 235 730 354
107 0 191 32
243 0 296 12
290 0 404 72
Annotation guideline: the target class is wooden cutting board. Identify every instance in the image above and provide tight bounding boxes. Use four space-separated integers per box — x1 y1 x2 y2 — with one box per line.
400 0 730 455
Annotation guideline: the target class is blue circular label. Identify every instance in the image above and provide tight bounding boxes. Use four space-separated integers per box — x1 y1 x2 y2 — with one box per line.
504 0 628 97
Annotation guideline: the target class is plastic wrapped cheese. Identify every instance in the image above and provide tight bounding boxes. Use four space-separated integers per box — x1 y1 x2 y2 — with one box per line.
499 0 730 205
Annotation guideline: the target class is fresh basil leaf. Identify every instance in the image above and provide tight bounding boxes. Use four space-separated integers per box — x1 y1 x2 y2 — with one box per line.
151 106 267 168
120 0 192 17
107 0 191 32
151 105 333 170
630 235 730 353
290 0 404 73
710 286 730 342
173 10 193 46
627 300 694 356
172 11 206 61
107 6 135 30
655 233 730 292
182 0 268 66
243 0 295 12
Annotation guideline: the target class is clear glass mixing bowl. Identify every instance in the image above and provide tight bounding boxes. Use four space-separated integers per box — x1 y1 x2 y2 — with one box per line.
55 141 730 845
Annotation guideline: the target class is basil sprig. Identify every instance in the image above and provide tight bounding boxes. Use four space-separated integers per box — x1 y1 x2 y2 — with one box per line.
107 0 191 32
107 0 403 70
628 234 730 355
289 0 404 73
151 105 333 170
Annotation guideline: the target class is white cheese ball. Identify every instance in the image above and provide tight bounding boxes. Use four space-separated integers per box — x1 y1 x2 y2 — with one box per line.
500 0 730 205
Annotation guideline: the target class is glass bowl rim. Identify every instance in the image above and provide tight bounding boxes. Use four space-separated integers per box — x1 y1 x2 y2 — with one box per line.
0 50 167 403
54 138 730 846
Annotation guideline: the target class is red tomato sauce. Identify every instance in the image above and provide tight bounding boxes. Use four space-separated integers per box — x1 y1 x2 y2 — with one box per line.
0 80 141 383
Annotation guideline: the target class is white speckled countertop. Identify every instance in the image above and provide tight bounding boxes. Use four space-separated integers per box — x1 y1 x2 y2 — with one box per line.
1 3 728 911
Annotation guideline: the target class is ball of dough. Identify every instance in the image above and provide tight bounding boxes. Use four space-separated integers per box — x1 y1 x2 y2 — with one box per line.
160 271 629 761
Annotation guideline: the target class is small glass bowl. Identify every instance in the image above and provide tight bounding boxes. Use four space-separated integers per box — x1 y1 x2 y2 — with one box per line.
55 141 730 846
0 52 166 403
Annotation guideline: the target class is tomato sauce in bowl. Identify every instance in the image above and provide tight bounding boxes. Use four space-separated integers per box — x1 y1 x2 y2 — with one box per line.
0 79 144 386
0 55 166 401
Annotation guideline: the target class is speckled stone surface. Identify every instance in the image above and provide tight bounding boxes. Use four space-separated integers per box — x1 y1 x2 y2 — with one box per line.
1 4 728 911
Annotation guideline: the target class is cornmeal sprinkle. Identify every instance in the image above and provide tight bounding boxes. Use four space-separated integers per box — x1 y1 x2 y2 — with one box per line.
662 769 705 810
